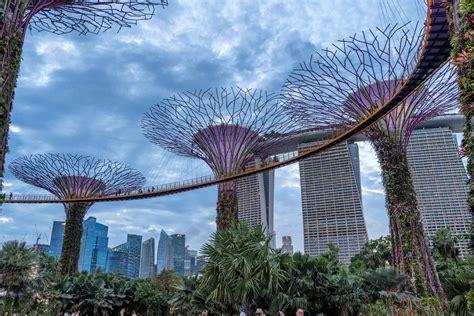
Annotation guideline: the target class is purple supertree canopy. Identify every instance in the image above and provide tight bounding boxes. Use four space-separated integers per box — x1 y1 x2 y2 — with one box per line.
9 153 146 199
1 0 167 36
142 87 293 177
53 175 107 198
193 124 262 176
281 23 459 148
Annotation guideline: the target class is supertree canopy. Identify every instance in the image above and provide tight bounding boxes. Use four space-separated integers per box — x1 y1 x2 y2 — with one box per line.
142 87 292 231
0 0 167 195
281 23 459 296
9 153 146 273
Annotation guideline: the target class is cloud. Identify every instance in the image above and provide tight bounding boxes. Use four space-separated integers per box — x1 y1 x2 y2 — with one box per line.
20 39 81 87
0 217 13 224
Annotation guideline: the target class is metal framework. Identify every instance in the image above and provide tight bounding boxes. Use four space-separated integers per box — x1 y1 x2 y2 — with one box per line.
8 153 145 273
0 0 167 196
281 23 458 296
281 23 458 150
142 87 293 230
0 0 452 205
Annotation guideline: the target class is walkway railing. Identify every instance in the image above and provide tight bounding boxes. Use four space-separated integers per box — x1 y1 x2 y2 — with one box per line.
1 0 452 204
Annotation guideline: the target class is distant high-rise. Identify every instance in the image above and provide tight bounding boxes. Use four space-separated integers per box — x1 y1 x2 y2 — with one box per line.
281 236 293 255
299 141 368 264
236 158 275 247
32 244 50 254
184 248 198 276
49 221 65 259
407 127 471 256
106 243 128 275
140 238 155 279
170 234 185 276
156 230 171 273
78 217 109 273
126 234 142 279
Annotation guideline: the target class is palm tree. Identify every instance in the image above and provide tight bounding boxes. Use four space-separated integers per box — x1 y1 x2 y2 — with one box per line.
170 275 202 315
350 236 391 274
199 223 288 314
431 227 460 262
0 241 37 308
444 270 474 316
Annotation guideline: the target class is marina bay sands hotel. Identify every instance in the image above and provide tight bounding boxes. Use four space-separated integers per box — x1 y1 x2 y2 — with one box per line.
236 114 471 263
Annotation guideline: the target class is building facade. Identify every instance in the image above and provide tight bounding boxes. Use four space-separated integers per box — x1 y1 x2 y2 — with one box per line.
139 238 155 279
236 158 275 247
156 230 172 273
170 234 185 276
106 243 128 275
281 236 293 255
49 221 65 259
32 244 50 254
78 217 109 273
126 234 142 279
299 141 368 264
407 127 471 256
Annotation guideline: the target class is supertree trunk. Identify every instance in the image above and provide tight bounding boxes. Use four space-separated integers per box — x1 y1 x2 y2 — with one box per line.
376 138 444 296
59 203 89 274
446 0 474 254
0 29 24 194
216 181 239 232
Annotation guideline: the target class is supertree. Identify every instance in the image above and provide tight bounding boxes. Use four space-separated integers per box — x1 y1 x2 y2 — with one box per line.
0 0 167 194
9 153 145 273
445 0 474 253
281 24 459 296
142 87 292 231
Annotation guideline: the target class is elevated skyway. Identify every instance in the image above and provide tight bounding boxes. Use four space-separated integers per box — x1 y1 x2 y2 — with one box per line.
271 114 464 155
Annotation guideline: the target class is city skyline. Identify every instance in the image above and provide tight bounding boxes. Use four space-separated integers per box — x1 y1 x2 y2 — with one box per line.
0 0 465 253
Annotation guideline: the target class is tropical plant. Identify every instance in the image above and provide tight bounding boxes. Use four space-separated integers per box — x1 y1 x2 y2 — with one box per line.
199 223 289 314
443 269 474 316
350 236 391 274
0 241 37 308
431 227 461 262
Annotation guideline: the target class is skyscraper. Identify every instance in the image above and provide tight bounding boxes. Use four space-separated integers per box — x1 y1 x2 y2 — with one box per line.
407 127 471 256
49 221 65 259
156 230 171 273
32 244 50 254
236 158 275 246
126 234 142 279
299 141 368 264
106 243 128 275
139 238 155 279
170 234 185 276
78 217 109 273
184 248 198 276
281 236 293 255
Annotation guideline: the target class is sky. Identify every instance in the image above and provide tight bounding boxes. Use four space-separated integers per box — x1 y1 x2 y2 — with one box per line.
0 0 438 253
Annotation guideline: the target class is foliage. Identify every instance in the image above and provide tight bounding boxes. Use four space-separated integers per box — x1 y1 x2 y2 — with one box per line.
446 0 474 253
431 227 461 262
0 241 37 308
199 223 289 314
1 225 473 315
350 236 391 274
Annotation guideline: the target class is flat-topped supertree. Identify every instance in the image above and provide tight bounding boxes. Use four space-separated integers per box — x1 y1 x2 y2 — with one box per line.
281 24 459 296
9 153 145 273
0 0 167 193
142 87 292 231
